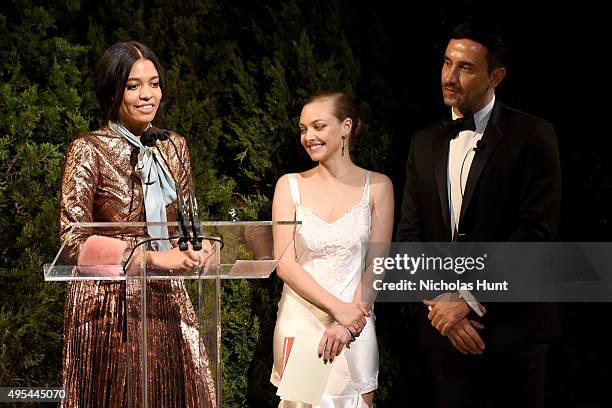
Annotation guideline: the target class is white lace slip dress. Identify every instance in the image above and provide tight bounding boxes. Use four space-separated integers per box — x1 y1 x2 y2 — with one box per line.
270 171 378 408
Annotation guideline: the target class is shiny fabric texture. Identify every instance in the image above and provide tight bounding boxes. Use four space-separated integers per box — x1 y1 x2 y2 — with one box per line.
271 173 379 408
59 126 215 407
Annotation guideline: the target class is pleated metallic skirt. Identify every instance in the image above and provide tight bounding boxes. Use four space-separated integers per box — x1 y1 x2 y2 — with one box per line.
61 280 216 408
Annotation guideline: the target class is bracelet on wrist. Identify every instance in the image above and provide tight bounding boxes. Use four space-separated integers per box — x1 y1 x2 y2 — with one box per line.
338 323 356 343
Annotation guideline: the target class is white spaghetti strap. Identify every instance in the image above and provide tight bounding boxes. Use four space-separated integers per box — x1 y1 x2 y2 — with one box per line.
287 174 301 206
362 171 372 202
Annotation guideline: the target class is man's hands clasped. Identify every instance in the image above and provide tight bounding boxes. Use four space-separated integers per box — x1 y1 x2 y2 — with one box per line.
424 292 485 355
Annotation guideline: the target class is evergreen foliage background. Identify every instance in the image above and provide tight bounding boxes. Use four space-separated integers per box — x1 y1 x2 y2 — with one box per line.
0 1 610 407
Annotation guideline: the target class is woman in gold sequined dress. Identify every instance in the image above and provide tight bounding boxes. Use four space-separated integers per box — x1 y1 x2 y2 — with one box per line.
58 41 215 407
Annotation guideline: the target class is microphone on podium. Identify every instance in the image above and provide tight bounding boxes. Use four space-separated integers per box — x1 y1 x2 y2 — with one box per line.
142 127 201 251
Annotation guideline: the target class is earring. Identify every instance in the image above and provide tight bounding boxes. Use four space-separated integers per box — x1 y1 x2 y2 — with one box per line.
341 136 346 156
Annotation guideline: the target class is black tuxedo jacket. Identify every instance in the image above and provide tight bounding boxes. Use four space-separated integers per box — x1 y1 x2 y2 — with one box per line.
396 100 561 349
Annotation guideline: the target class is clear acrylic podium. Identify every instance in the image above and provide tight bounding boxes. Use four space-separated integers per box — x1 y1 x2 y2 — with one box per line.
44 221 300 407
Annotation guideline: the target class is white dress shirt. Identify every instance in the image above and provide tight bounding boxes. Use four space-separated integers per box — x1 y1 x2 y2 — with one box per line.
447 95 496 317
448 95 496 238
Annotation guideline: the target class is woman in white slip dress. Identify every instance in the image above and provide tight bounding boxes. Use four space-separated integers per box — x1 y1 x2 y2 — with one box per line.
270 91 394 408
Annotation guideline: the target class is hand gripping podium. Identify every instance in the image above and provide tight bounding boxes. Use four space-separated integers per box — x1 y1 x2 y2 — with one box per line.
44 221 300 407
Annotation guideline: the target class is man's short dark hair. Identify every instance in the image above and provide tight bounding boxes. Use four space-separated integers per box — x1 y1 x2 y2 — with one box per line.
451 22 509 72
95 41 166 123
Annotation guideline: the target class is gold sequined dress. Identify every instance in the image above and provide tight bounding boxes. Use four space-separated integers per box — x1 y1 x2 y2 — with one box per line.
59 126 215 407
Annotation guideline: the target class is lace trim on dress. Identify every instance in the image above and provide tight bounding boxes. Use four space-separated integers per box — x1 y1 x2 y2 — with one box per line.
289 172 373 293
297 202 371 291
351 371 378 395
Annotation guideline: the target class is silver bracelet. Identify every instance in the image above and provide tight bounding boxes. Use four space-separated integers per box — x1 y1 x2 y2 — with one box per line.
339 324 356 343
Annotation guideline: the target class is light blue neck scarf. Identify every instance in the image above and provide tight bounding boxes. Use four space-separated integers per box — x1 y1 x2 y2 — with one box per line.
109 121 176 251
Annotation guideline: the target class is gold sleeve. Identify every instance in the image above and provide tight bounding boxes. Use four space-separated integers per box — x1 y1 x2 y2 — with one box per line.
58 137 100 262
176 134 194 207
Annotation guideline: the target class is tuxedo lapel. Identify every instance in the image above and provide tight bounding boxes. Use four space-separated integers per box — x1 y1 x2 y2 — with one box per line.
433 125 452 237
459 101 508 224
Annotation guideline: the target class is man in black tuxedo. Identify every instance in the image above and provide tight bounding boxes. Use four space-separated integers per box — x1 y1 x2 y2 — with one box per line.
396 22 561 407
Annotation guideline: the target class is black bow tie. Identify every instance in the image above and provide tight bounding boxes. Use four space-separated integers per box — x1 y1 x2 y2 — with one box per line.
441 113 476 139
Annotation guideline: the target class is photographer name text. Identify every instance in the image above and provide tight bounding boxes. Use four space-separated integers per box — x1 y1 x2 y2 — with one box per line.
373 279 509 292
